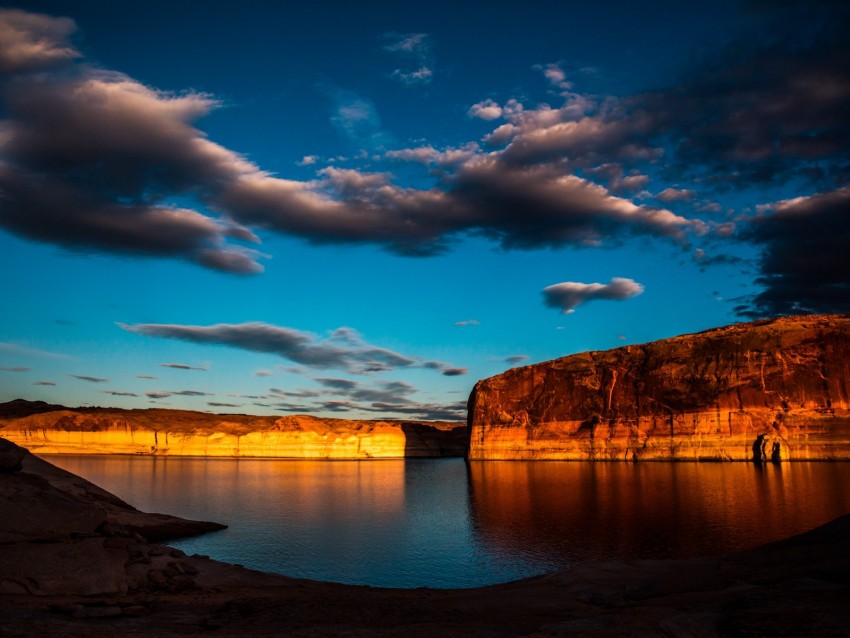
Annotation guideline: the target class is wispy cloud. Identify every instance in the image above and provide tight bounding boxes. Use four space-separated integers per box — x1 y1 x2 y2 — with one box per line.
0 365 30 372
383 32 433 86
504 355 529 365
68 374 108 383
119 322 465 375
136 375 158 380
160 362 207 371
33 380 55 386
102 390 138 397
454 319 480 327
542 277 644 314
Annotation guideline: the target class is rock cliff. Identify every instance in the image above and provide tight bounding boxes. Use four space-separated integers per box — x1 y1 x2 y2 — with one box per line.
0 402 466 458
467 314 850 460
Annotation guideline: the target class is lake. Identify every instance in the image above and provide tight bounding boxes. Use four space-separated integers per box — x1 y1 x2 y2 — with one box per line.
43 456 850 588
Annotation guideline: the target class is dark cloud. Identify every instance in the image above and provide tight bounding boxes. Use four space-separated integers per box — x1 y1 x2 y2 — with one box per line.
504 355 529 365
0 10 698 269
441 367 468 376
171 390 213 396
33 380 55 386
145 391 171 399
0 365 29 372
208 402 242 408
736 187 850 317
136 375 158 380
68 374 108 383
102 391 138 397
120 322 462 375
543 277 644 314
160 363 207 371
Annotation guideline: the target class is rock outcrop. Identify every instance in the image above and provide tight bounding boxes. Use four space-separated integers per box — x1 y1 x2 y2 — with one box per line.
468 314 850 460
0 438 227 596
0 403 466 458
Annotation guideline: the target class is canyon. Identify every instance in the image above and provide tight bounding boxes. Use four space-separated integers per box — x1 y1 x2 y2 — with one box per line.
0 401 465 458
468 314 850 460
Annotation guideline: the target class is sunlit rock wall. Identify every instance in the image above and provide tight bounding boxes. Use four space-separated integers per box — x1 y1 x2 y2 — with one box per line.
0 412 466 458
468 314 850 461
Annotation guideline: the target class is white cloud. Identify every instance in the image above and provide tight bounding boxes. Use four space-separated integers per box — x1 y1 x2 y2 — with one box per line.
542 277 644 314
468 99 503 120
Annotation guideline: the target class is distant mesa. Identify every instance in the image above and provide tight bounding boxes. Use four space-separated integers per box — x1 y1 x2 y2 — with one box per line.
468 314 850 461
0 401 466 459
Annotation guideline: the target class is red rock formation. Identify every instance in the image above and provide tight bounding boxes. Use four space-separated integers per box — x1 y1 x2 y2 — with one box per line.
468 314 850 460
0 403 466 458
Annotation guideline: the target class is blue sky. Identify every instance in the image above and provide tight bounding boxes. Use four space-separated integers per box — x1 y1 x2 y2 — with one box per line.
1 1 848 418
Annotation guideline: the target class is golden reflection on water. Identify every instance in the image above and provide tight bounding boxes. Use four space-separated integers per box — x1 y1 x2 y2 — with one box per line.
42 456 850 586
467 461 850 565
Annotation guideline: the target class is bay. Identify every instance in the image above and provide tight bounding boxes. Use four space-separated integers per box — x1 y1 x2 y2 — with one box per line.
42 456 850 588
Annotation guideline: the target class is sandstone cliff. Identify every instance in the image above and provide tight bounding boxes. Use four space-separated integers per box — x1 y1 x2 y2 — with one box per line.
0 402 466 458
468 314 850 460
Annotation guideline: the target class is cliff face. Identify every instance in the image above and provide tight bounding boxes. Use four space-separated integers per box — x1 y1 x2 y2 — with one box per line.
468 314 850 461
0 406 466 458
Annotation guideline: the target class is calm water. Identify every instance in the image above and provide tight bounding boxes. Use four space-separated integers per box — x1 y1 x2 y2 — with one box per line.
43 456 850 588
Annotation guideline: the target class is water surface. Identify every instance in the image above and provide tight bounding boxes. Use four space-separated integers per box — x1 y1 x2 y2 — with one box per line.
44 456 850 588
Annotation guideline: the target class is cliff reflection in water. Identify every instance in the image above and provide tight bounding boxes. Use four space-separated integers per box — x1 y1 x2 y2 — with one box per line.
43 456 850 588
467 461 850 568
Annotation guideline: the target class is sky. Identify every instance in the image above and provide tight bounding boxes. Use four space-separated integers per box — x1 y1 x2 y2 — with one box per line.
0 0 848 420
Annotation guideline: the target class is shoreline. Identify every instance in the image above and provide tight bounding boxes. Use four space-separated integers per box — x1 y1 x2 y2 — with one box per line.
4 437 850 635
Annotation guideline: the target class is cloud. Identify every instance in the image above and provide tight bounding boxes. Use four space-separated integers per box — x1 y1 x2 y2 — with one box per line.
454 319 480 327
68 374 108 383
736 186 850 317
160 362 207 371
0 366 30 372
171 390 213 396
0 8 80 73
119 321 463 375
540 63 572 91
0 10 703 269
33 380 55 386
383 32 433 85
504 355 529 364
468 99 503 120
136 375 158 380
102 391 138 397
542 277 645 314
656 188 696 202
254 369 273 377
208 402 242 408
441 367 468 376
145 391 171 399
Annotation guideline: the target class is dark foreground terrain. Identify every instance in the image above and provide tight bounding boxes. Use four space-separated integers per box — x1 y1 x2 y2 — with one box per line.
1 437 849 637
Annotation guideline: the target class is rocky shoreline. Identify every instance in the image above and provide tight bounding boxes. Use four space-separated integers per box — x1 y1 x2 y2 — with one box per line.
2 437 849 636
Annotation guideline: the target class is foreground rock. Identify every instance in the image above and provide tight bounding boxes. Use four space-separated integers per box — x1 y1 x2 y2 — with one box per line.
2 437 849 636
0 402 466 458
468 314 850 460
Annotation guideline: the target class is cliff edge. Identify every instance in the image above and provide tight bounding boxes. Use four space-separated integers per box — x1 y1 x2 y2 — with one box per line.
468 314 850 460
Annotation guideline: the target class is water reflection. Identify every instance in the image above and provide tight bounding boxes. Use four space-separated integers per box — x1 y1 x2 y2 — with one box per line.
43 456 850 588
467 461 850 567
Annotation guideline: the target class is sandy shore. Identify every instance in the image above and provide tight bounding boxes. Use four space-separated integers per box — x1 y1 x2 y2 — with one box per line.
2 437 849 637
